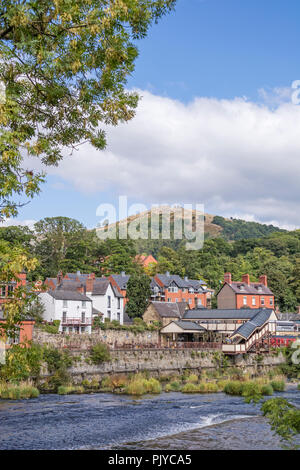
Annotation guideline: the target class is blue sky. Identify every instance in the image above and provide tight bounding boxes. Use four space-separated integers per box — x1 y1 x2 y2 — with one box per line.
9 0 300 229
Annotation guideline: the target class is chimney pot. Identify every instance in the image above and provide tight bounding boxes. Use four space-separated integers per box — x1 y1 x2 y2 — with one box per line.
166 271 170 277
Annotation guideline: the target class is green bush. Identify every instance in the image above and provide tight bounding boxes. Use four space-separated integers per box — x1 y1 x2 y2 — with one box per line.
90 343 111 364
57 385 84 395
223 381 243 396
181 383 199 393
261 384 274 396
0 383 40 399
186 374 198 384
270 380 285 392
125 375 162 396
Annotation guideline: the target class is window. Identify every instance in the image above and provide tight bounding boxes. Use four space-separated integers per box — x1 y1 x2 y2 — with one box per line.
63 300 68 308
168 285 178 293
62 311 67 323
1 286 6 297
188 299 192 304
81 327 85 334
117 312 120 322
82 301 86 308
168 298 171 302
252 296 256 306
117 298 121 310
62 327 67 333
107 310 111 320
107 296 111 308
261 297 265 305
270 297 273 306
175 298 178 303
243 296 247 305
7 285 14 297
81 312 85 323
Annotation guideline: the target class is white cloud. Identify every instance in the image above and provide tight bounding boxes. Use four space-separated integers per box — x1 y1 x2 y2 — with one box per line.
30 89 300 228
0 219 37 229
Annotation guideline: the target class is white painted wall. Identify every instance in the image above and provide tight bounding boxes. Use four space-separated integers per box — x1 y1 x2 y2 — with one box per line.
39 292 93 334
86 283 124 324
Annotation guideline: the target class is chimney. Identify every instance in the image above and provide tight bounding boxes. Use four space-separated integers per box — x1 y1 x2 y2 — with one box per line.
77 284 85 294
184 276 188 281
259 275 268 287
166 271 170 277
86 275 94 293
224 272 232 284
57 271 63 285
242 274 250 285
275 305 280 314
121 271 125 277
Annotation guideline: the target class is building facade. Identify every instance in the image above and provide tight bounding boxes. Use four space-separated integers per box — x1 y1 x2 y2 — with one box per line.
217 273 275 310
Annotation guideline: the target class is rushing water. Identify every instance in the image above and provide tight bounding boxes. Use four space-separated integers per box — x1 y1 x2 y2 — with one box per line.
0 387 299 450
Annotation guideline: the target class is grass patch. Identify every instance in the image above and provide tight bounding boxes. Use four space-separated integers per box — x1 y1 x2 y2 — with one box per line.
0 383 40 399
125 375 162 396
270 380 285 392
57 385 84 395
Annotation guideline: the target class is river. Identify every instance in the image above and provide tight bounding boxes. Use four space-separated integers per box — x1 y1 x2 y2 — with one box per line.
0 387 299 450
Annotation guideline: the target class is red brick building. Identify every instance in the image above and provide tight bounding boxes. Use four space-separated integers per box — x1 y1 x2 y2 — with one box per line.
217 273 275 310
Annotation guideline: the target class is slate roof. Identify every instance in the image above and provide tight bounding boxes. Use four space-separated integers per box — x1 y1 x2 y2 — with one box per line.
231 309 272 340
90 279 109 295
46 290 92 302
183 308 273 320
151 301 187 318
277 313 300 322
174 320 206 331
92 307 103 316
225 281 274 296
110 274 130 290
155 274 206 291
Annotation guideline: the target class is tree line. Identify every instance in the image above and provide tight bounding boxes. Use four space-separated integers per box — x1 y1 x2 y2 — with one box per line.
2 216 300 312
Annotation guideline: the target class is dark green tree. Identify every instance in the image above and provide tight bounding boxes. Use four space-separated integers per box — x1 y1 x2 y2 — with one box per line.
126 272 151 318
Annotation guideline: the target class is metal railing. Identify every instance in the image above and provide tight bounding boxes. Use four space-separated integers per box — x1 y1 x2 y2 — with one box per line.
61 318 92 325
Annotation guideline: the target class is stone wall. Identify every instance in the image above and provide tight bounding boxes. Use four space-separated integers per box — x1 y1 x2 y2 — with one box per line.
33 328 160 350
38 347 285 385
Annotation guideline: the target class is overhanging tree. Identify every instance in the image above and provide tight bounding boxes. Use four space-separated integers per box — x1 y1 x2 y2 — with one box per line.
0 0 176 217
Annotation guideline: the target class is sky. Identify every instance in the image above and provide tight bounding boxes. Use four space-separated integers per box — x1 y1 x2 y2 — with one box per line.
5 0 300 230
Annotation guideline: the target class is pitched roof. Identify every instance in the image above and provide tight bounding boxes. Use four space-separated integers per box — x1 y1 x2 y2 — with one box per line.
90 279 109 295
231 309 272 340
225 281 274 296
155 274 206 291
46 290 92 302
110 274 130 290
183 308 273 320
151 301 186 318
277 313 300 322
174 320 206 331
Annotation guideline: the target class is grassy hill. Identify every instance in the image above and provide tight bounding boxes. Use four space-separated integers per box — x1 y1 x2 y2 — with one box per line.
96 206 285 253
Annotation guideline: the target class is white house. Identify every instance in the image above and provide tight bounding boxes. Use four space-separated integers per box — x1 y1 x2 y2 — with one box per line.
85 277 124 323
39 290 93 334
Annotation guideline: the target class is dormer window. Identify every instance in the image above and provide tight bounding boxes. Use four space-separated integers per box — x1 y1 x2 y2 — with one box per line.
239 284 245 291
257 286 263 293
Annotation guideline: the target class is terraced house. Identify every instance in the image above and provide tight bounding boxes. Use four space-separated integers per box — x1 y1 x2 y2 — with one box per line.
150 273 208 308
217 273 274 310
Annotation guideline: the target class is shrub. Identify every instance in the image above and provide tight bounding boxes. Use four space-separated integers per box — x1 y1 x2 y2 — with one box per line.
57 385 84 395
0 383 40 399
186 374 198 384
204 382 219 393
270 380 285 392
261 384 274 396
125 375 161 396
223 381 243 396
169 380 181 391
90 343 111 364
181 383 199 393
